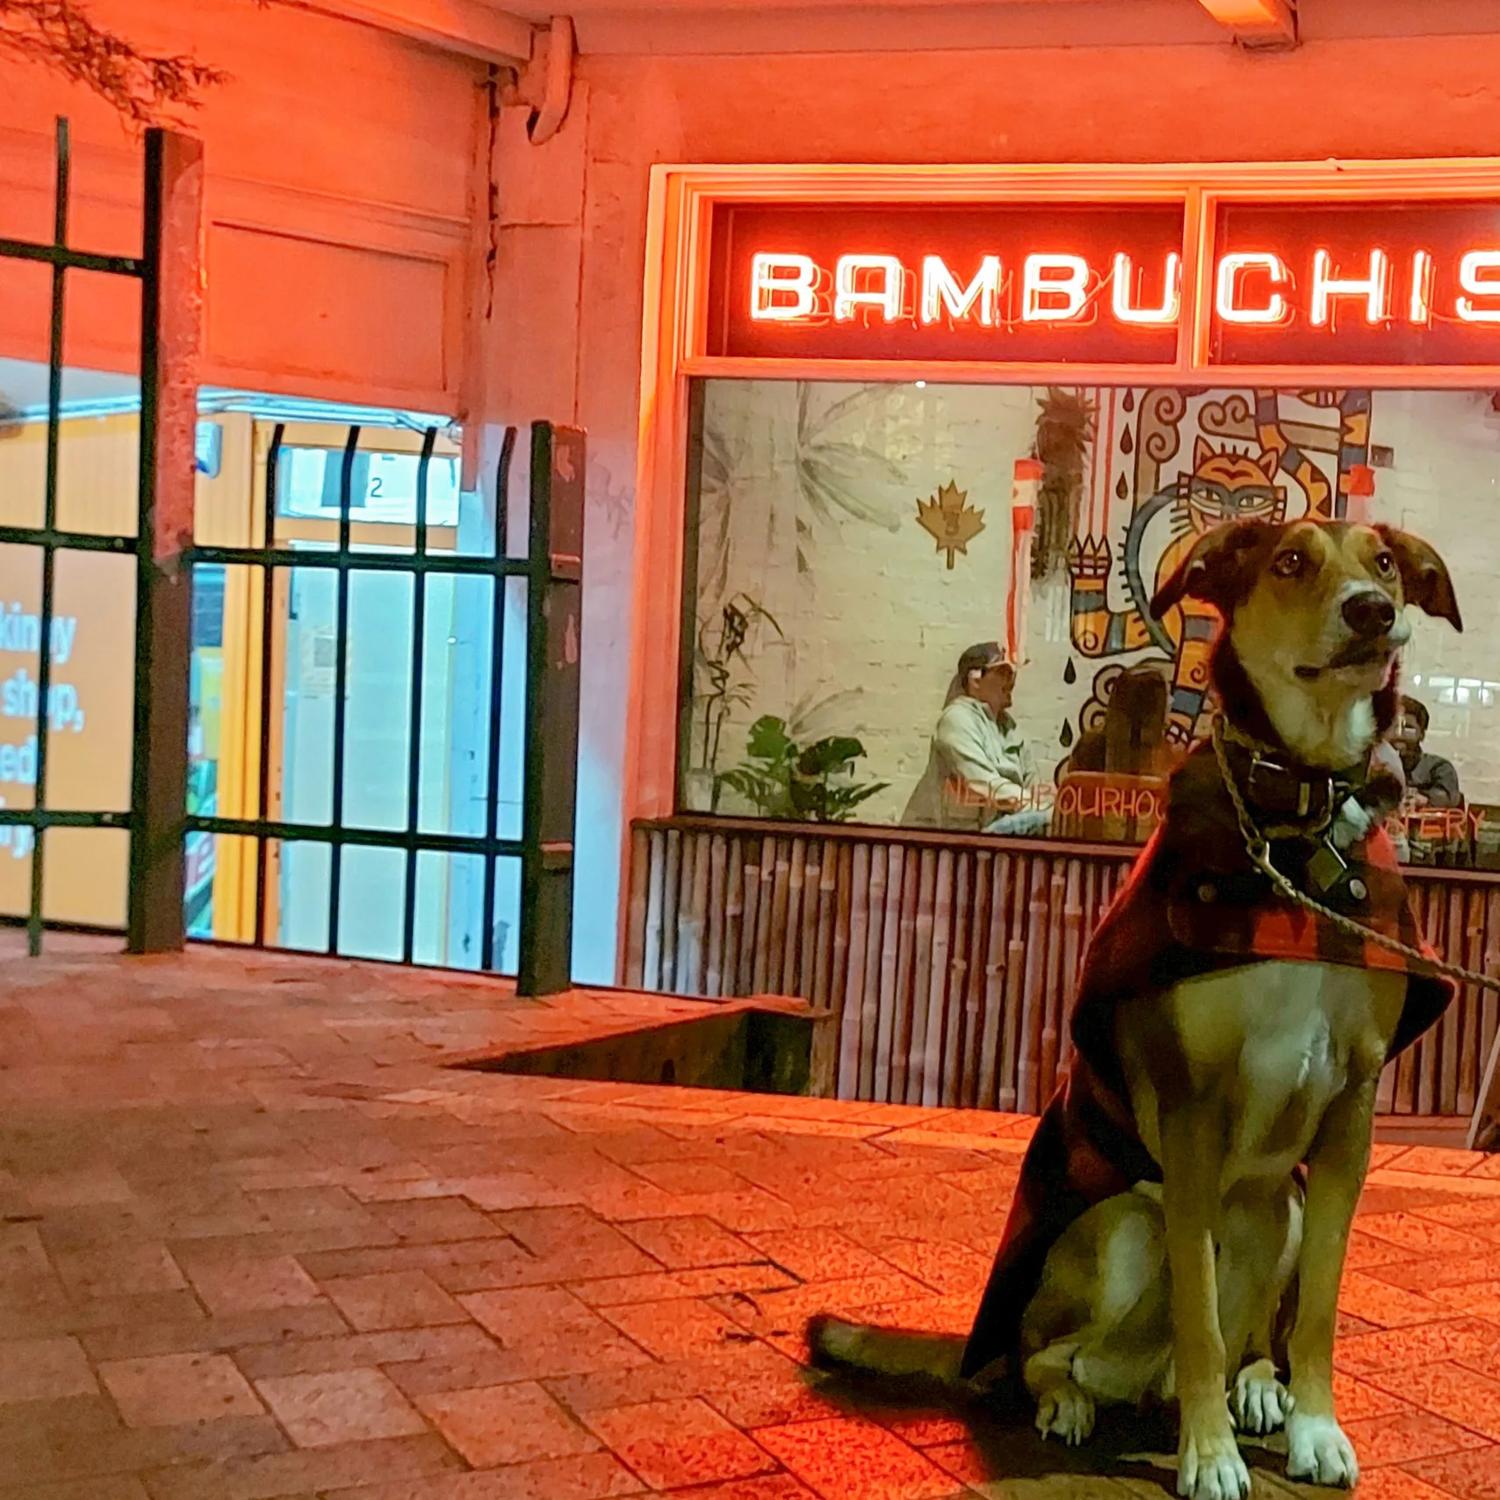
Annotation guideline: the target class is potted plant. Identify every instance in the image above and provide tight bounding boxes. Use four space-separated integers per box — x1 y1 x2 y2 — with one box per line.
716 715 888 823
687 593 782 810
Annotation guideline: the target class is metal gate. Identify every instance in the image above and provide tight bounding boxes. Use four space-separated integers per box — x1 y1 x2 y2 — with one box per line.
184 421 584 994
0 118 199 957
3 118 583 994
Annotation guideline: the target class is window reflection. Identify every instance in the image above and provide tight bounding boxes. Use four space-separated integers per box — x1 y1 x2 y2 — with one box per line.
683 380 1498 867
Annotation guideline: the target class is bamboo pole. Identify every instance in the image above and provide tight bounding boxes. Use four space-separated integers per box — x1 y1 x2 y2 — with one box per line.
1038 864 1067 1102
1052 859 1085 1091
688 832 711 993
873 845 906 1104
661 828 681 991
724 839 745 996
838 843 870 1099
624 827 649 989
778 839 804 994
999 854 1028 1112
751 836 775 995
1017 859 1048 1114
1417 884 1439 1116
1440 885 1464 1115
960 852 993 1109
922 850 955 1108
944 853 976 1107
831 843 854 1026
1459 885 1484 1115
1483 889 1500 1111
978 851 1011 1110
890 844 920 1104
705 833 728 997
859 845 889 1100
643 829 666 991
741 839 764 995
799 850 821 999
812 854 836 1008
907 848 938 1106
774 834 798 996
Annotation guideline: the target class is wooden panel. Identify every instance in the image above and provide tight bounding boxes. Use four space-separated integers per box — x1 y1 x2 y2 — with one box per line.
629 819 1499 1117
206 225 452 406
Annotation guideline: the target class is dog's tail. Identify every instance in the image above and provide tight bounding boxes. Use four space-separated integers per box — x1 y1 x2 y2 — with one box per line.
806 1314 976 1388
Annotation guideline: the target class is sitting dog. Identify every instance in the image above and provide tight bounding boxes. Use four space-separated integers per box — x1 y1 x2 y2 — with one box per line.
811 519 1460 1500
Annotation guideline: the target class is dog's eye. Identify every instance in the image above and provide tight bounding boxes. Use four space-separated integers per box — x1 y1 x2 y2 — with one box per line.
1272 550 1305 579
1374 550 1397 578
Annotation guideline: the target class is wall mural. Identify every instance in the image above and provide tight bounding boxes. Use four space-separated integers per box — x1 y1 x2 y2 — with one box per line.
1063 387 1373 750
915 478 985 569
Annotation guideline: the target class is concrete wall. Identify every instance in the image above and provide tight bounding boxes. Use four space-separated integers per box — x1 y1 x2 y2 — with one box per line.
484 24 1500 981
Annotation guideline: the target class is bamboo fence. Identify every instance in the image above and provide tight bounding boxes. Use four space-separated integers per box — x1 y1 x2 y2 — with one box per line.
627 818 1500 1117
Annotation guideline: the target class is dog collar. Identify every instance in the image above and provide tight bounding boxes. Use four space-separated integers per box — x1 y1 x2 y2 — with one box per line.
1217 725 1367 840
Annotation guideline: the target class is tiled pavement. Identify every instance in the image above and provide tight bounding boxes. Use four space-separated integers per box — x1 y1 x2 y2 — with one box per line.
3 945 1500 1499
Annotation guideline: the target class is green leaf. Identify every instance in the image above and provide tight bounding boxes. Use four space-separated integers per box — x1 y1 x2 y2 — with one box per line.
745 714 793 763
797 735 865 775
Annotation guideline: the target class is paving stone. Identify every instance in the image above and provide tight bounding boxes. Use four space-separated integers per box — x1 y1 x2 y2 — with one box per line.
415 1380 599 1467
320 1271 468 1331
580 1397 776 1490
753 1415 961 1499
254 1369 428 1448
98 1353 265 1427
0 1335 98 1403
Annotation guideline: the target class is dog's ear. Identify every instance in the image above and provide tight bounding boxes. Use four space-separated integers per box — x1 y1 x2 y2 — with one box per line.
1375 525 1463 632
1150 521 1272 621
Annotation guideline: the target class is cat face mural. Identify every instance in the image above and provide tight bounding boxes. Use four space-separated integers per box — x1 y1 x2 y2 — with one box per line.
1066 389 1371 748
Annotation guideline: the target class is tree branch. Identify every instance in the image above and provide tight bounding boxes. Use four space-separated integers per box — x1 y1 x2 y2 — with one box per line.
0 0 227 124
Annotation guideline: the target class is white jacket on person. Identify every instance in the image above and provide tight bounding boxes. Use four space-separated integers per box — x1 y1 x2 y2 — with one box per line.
902 696 1037 831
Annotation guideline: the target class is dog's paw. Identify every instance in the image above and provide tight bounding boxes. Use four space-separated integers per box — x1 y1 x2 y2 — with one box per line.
1178 1416 1250 1500
1233 1360 1292 1435
1035 1381 1095 1447
1286 1411 1359 1488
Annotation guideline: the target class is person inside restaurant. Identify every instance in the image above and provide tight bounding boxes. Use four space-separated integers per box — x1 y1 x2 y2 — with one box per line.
1394 695 1462 809
901 642 1048 833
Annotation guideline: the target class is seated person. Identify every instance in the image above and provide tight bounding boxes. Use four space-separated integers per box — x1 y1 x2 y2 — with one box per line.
1394 695 1462 808
902 642 1047 833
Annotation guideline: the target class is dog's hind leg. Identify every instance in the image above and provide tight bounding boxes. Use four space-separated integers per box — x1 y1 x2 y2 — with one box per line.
1025 1338 1096 1447
1022 1187 1173 1445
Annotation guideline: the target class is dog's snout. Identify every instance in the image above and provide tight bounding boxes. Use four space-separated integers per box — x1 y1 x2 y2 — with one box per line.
1341 589 1397 639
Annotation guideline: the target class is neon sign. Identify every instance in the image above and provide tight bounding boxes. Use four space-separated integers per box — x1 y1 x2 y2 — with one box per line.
707 199 1500 366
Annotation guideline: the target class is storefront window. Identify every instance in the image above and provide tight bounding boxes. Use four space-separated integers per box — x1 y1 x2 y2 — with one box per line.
681 380 1499 866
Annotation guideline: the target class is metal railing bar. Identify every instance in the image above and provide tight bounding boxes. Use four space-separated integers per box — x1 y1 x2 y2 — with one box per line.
253 424 285 944
0 236 143 276
0 527 132 552
401 427 437 964
186 545 528 577
480 424 517 972
0 809 130 829
325 425 360 955
29 118 70 957
186 813 523 858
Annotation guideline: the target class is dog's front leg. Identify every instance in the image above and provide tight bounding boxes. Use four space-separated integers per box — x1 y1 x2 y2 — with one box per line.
1159 1103 1248 1500
1285 1077 1376 1488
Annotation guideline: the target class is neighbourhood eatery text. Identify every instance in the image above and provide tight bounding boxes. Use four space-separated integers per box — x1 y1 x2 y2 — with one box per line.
704 199 1500 366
